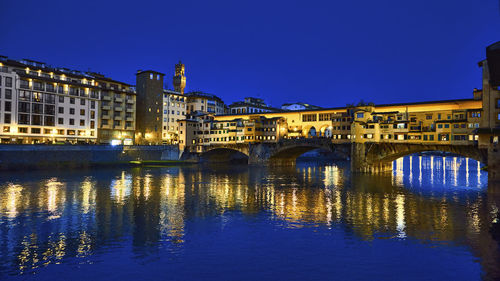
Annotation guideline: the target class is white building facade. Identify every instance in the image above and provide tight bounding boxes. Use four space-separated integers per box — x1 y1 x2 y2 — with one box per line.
0 58 99 144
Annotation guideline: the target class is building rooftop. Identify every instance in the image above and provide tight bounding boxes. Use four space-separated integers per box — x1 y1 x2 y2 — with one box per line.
1 56 132 86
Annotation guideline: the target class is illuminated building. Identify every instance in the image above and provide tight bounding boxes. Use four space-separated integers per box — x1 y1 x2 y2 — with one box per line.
228 97 278 114
92 74 136 145
0 57 100 144
135 69 187 145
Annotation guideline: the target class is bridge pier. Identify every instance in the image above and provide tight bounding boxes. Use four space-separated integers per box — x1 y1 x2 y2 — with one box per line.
350 143 392 173
488 146 500 182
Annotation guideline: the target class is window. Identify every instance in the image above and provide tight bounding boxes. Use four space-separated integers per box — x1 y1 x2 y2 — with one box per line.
59 96 65 103
4 114 11 124
80 119 85 126
58 118 64 125
3 126 10 133
5 77 12 88
44 116 55 126
438 124 443 129
44 94 55 104
90 111 95 119
18 127 28 133
4 101 11 111
70 108 75 115
33 92 43 103
5 89 12 99
69 119 74 125
19 91 31 101
58 107 64 114
44 105 55 115
90 120 95 129
32 104 43 114
80 99 85 105
302 114 317 122
18 114 29 124
80 109 85 116
70 97 75 104
91 101 95 109
31 115 42 125
437 114 441 120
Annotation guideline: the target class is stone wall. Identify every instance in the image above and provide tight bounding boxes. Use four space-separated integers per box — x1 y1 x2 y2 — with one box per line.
0 145 179 170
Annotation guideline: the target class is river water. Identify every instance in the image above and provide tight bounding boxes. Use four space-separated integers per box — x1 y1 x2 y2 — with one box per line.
0 155 499 281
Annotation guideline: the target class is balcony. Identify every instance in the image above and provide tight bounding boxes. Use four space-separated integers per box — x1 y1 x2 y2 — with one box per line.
126 117 134 122
115 97 123 102
102 105 111 110
114 116 122 121
102 95 111 101
126 99 134 104
20 83 30 89
114 107 123 112
126 107 134 113
101 115 110 119
33 85 44 91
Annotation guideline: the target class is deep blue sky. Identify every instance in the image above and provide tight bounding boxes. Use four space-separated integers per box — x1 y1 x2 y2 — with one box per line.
1 0 499 108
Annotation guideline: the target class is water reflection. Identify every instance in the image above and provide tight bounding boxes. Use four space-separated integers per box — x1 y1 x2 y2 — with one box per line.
0 156 498 280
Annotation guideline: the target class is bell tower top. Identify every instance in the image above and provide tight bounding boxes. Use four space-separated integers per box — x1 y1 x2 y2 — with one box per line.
173 60 186 94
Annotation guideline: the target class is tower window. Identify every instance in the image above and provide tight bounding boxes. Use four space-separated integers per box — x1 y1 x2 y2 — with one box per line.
150 73 153 80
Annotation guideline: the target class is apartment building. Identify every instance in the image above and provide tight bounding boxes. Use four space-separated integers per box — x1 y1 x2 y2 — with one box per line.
228 97 278 114
186 91 225 115
178 114 286 152
94 75 136 145
0 57 100 144
163 89 186 143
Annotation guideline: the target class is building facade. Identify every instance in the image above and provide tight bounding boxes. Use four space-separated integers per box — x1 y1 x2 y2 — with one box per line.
94 74 136 145
0 57 100 144
136 66 188 145
186 91 225 115
228 97 278 114
163 89 186 143
135 70 166 144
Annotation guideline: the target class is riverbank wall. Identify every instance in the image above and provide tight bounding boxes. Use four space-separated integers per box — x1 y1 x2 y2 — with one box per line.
0 145 180 170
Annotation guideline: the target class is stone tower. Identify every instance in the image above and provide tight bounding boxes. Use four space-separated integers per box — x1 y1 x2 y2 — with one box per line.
173 61 186 94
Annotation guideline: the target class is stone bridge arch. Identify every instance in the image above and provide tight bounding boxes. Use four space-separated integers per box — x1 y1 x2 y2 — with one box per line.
199 144 250 163
352 142 488 173
248 139 350 164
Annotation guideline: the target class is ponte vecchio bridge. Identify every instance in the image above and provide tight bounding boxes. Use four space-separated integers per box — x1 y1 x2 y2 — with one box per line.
180 42 500 180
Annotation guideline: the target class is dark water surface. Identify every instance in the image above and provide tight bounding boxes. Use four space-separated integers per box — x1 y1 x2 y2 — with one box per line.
0 155 499 281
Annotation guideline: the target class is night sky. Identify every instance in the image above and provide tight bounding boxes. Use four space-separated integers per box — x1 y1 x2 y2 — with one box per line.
1 0 499 108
